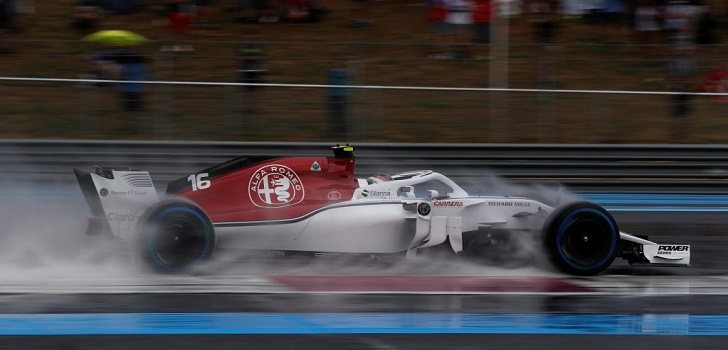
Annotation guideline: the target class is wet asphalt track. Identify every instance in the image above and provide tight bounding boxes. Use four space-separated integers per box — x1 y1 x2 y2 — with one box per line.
1 185 728 349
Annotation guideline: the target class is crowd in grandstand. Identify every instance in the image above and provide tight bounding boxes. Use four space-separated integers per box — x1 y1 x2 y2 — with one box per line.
423 0 721 46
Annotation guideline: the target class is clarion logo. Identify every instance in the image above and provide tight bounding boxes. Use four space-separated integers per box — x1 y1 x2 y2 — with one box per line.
658 245 689 252
107 210 141 223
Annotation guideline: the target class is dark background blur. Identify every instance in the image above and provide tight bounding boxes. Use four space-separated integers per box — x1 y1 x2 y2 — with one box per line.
0 0 726 143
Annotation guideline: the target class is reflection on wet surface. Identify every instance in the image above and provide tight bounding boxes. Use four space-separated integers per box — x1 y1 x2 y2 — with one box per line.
0 185 727 349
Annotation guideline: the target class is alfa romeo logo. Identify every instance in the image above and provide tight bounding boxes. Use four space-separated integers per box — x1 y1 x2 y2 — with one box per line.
417 202 431 216
249 164 305 208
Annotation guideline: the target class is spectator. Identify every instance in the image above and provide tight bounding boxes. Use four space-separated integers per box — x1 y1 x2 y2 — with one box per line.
85 49 148 133
698 64 728 103
15 0 33 13
633 0 661 48
694 5 718 45
115 51 149 113
496 0 523 17
524 0 555 14
327 59 352 138
533 17 556 44
98 0 138 15
238 43 265 92
118 52 148 135
444 0 472 59
672 22 695 48
662 0 697 45
562 0 602 18
472 0 491 44
237 43 266 114
604 0 628 28
282 0 323 23
427 0 448 36
308 0 326 23
73 1 102 35
581 2 610 25
168 1 192 34
85 49 119 85
348 0 373 28
195 0 215 27
667 47 697 141
235 0 264 23
425 0 449 59
445 0 472 38
0 0 17 54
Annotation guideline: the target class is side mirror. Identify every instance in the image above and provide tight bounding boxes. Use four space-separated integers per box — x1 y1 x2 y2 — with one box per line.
398 186 415 198
425 190 439 200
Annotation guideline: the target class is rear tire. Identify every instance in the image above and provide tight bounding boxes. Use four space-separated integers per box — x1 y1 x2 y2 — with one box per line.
137 200 215 272
543 202 619 276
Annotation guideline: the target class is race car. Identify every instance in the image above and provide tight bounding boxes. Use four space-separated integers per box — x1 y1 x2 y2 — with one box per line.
74 145 691 275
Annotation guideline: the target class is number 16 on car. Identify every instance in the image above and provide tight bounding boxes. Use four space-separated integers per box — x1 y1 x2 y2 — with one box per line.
188 173 211 191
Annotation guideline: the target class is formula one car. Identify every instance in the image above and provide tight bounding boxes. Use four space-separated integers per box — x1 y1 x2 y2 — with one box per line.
74 145 691 275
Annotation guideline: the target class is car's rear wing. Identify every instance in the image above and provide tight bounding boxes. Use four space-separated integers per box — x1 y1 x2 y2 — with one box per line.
74 167 160 239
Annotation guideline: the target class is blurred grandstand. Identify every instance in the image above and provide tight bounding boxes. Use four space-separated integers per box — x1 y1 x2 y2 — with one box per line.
0 0 725 143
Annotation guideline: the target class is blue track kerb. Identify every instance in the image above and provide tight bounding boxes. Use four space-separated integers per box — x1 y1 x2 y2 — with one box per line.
556 208 618 271
147 206 213 271
2 313 728 336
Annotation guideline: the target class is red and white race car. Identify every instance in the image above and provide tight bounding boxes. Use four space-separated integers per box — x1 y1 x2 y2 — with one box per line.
74 145 690 275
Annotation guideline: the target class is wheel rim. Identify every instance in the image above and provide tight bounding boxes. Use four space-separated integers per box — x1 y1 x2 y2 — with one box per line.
559 217 613 267
151 214 207 267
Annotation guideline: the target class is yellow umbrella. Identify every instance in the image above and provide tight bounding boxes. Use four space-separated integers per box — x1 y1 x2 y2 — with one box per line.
82 30 149 46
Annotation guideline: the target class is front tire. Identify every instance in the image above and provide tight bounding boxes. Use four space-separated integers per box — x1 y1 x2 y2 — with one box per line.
543 202 619 276
137 200 215 272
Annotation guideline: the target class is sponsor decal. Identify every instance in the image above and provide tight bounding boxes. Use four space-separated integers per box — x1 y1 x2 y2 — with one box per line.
249 164 305 208
99 188 109 197
107 209 141 223
121 173 154 188
487 201 531 207
417 202 431 216
362 189 392 198
327 191 342 200
653 245 690 259
434 200 463 207
107 189 152 197
310 161 321 172
657 245 689 252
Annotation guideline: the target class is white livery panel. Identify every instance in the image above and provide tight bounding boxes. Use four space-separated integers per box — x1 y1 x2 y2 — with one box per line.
643 244 691 265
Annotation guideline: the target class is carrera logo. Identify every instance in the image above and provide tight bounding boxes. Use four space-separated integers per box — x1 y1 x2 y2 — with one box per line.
658 245 689 252
249 164 305 208
434 200 463 207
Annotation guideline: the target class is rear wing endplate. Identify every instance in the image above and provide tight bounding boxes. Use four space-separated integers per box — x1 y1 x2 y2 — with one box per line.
74 168 160 239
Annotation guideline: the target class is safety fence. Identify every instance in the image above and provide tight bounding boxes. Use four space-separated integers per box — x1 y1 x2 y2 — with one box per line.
0 40 727 143
2 140 727 193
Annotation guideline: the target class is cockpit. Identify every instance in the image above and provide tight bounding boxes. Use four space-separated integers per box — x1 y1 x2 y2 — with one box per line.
357 170 468 200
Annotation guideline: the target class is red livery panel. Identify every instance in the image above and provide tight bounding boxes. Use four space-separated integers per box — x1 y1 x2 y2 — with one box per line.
176 156 359 222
